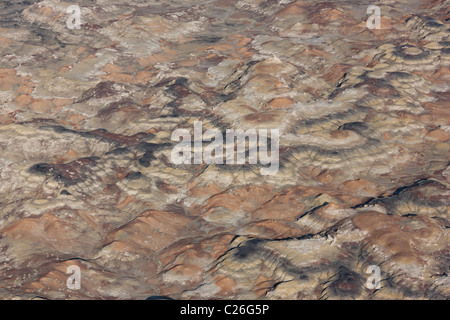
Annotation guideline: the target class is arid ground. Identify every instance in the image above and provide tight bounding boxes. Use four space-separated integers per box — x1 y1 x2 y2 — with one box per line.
0 0 449 299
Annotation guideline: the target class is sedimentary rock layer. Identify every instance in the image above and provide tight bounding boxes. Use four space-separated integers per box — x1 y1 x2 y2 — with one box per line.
0 0 448 299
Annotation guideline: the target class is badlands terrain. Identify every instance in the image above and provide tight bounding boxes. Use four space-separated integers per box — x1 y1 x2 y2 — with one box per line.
0 0 449 299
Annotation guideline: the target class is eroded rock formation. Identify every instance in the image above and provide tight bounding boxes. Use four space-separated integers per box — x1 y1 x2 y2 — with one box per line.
0 0 448 299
